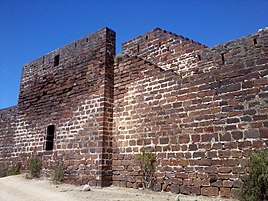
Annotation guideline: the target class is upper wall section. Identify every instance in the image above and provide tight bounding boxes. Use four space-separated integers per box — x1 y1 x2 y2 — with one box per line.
121 28 268 80
196 28 268 74
0 106 17 119
122 28 205 71
20 27 115 93
18 27 115 118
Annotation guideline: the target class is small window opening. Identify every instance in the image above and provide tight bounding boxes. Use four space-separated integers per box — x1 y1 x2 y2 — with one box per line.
137 45 140 53
54 55 60 67
86 38 89 42
145 35 148 40
253 38 257 45
45 125 55 151
197 55 201 61
159 42 161 47
221 53 225 64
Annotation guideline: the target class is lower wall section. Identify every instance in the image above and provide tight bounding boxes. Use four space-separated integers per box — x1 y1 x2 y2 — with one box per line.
0 106 17 167
0 97 112 187
112 153 242 197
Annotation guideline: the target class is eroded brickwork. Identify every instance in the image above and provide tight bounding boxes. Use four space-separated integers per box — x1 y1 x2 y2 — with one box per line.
122 28 205 75
1 27 116 186
0 106 17 166
0 27 267 198
113 28 268 197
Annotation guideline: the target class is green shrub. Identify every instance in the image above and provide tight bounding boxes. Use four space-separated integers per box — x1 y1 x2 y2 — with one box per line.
136 148 156 189
28 157 42 178
52 164 66 184
239 149 268 201
0 164 7 178
7 162 22 176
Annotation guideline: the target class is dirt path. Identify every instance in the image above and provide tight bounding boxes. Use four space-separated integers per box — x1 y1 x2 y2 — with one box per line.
0 175 77 201
0 175 237 201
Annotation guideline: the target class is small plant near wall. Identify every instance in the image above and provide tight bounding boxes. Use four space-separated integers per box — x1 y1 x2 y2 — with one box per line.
239 149 268 201
0 163 22 177
28 157 42 178
136 147 156 190
7 162 22 176
52 164 66 184
0 164 7 178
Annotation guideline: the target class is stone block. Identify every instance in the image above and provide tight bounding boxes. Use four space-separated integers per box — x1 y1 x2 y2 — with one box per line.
244 129 259 138
180 185 191 195
201 187 219 196
170 184 180 194
220 187 231 197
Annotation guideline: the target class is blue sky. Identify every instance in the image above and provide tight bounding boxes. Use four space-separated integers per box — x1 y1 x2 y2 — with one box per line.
0 0 267 109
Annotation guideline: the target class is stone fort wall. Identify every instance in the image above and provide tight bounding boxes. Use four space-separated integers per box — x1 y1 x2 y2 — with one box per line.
0 27 115 186
1 27 268 198
113 28 268 197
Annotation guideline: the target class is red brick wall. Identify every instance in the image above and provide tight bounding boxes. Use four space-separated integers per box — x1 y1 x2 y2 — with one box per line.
0 27 267 198
0 106 17 167
113 28 268 197
0 28 116 186
122 28 205 76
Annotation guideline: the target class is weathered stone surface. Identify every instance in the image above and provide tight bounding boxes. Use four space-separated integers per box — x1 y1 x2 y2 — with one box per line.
1 27 268 198
201 187 219 196
112 27 268 198
0 27 116 187
170 184 180 194
220 187 231 197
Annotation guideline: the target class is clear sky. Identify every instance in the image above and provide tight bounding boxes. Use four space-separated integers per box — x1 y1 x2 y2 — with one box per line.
0 0 267 109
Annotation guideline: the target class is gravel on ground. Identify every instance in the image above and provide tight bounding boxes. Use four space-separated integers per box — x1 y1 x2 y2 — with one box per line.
0 175 238 201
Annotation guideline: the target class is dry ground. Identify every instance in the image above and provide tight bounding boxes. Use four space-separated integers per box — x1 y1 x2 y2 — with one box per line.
0 175 238 201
